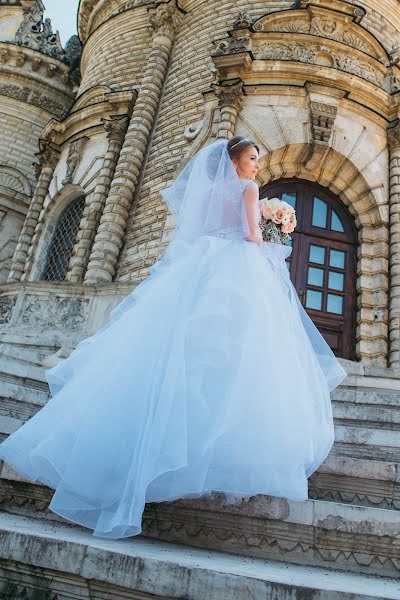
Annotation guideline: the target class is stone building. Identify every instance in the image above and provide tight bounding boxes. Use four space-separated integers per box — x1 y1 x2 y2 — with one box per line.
0 0 400 597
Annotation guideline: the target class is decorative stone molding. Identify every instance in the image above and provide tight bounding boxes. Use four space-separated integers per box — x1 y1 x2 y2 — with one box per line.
0 81 67 118
212 36 251 57
257 14 378 58
1 583 58 600
84 2 182 283
32 139 61 180
102 114 130 142
212 80 244 140
310 101 337 142
19 294 90 330
14 0 65 61
233 11 252 30
8 140 60 283
0 48 10 63
252 41 385 88
149 0 184 42
0 296 17 324
387 122 400 368
304 99 338 170
66 116 129 283
0 166 31 195
62 137 89 185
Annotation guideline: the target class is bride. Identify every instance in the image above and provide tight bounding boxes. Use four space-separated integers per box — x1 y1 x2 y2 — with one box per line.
0 137 347 539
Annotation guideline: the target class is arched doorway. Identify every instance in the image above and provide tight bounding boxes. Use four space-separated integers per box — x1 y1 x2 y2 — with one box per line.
260 180 357 360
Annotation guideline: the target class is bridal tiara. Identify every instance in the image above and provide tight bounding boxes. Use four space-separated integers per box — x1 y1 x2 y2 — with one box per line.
229 138 251 149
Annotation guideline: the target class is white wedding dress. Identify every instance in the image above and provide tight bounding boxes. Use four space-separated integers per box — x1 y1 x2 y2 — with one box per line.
0 144 347 540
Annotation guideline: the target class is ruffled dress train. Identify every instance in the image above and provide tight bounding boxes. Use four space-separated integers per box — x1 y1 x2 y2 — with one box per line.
0 229 347 539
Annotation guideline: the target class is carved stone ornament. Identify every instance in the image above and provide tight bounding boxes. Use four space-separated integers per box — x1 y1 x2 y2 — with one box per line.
14 0 65 61
0 82 66 116
252 41 385 87
233 11 252 30
213 81 244 111
102 115 129 142
33 139 60 179
0 48 10 64
63 137 88 185
183 120 204 141
20 295 90 330
0 165 31 194
0 296 17 325
149 1 183 39
310 101 337 143
254 7 385 61
64 35 82 69
110 0 156 20
1 583 58 600
212 37 251 57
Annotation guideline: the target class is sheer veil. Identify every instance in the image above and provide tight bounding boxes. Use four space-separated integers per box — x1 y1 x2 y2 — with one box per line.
160 139 251 242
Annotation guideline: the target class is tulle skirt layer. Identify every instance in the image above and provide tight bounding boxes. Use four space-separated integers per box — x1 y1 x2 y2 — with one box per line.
0 234 346 539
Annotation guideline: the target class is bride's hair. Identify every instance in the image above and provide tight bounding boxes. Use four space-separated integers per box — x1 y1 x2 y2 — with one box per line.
227 136 259 159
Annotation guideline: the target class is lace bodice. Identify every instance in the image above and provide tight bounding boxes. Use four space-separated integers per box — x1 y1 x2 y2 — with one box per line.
209 179 260 240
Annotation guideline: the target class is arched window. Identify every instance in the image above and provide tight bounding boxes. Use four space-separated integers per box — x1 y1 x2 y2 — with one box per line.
41 196 85 281
260 180 357 360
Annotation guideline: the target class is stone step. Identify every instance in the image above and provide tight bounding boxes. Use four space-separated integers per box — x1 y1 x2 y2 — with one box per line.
0 374 49 443
308 455 400 510
331 387 400 430
0 356 47 385
0 512 399 600
0 342 54 368
142 495 400 578
0 462 398 579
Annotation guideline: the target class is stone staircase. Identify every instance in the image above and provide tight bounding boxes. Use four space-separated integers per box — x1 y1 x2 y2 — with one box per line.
0 353 399 598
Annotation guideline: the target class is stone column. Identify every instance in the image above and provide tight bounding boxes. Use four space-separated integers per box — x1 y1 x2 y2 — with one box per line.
7 140 60 283
214 80 244 140
66 115 129 283
387 123 400 367
84 1 183 284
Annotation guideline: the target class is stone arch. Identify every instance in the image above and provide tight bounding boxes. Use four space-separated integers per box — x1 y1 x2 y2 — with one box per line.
29 185 86 281
257 145 388 365
258 145 386 229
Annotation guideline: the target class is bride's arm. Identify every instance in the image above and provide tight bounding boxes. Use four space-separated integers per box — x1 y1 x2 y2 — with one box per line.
243 182 263 245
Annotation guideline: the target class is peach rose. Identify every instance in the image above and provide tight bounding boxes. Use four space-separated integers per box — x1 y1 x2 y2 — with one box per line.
272 209 283 224
282 223 295 234
261 204 273 219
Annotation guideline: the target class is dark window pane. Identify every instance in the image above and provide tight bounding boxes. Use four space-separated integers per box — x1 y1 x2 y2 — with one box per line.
328 271 344 291
331 210 344 232
330 249 345 269
312 197 327 228
41 196 85 282
282 192 296 209
306 289 323 310
308 267 324 287
327 294 343 314
309 245 325 264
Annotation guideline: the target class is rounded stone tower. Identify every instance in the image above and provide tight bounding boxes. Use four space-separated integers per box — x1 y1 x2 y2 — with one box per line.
0 0 75 283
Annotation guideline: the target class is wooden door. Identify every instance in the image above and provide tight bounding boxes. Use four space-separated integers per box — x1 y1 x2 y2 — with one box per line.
259 180 357 360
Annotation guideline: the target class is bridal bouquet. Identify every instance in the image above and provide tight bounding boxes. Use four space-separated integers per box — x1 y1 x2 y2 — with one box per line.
258 197 297 245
